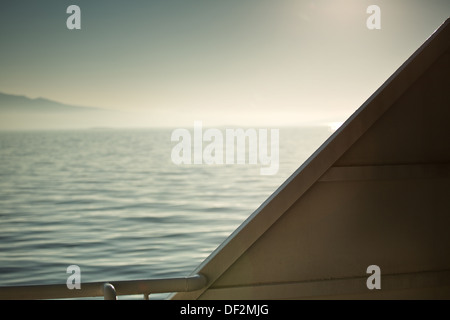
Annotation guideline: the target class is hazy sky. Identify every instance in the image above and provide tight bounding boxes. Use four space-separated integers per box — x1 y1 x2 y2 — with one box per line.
0 1 449 127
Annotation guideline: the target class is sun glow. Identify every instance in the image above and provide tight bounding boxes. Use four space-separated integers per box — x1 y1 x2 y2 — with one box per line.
329 121 344 132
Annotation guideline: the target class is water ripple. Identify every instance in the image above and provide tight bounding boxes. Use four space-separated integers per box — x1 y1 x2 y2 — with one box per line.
0 128 332 294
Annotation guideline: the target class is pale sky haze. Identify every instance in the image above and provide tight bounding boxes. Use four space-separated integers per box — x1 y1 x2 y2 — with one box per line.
0 0 449 128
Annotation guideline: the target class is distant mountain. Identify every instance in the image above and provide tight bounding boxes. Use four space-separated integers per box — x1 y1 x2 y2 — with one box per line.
0 92 105 113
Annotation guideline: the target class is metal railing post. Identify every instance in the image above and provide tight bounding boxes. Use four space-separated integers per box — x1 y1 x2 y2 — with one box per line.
103 283 117 300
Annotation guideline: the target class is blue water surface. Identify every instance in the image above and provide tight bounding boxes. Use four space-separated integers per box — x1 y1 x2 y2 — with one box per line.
0 127 332 298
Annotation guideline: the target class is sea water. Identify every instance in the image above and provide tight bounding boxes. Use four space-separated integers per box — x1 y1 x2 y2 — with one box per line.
0 127 333 298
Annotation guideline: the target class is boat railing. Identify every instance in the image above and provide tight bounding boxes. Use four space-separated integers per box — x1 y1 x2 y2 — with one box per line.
0 273 207 300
